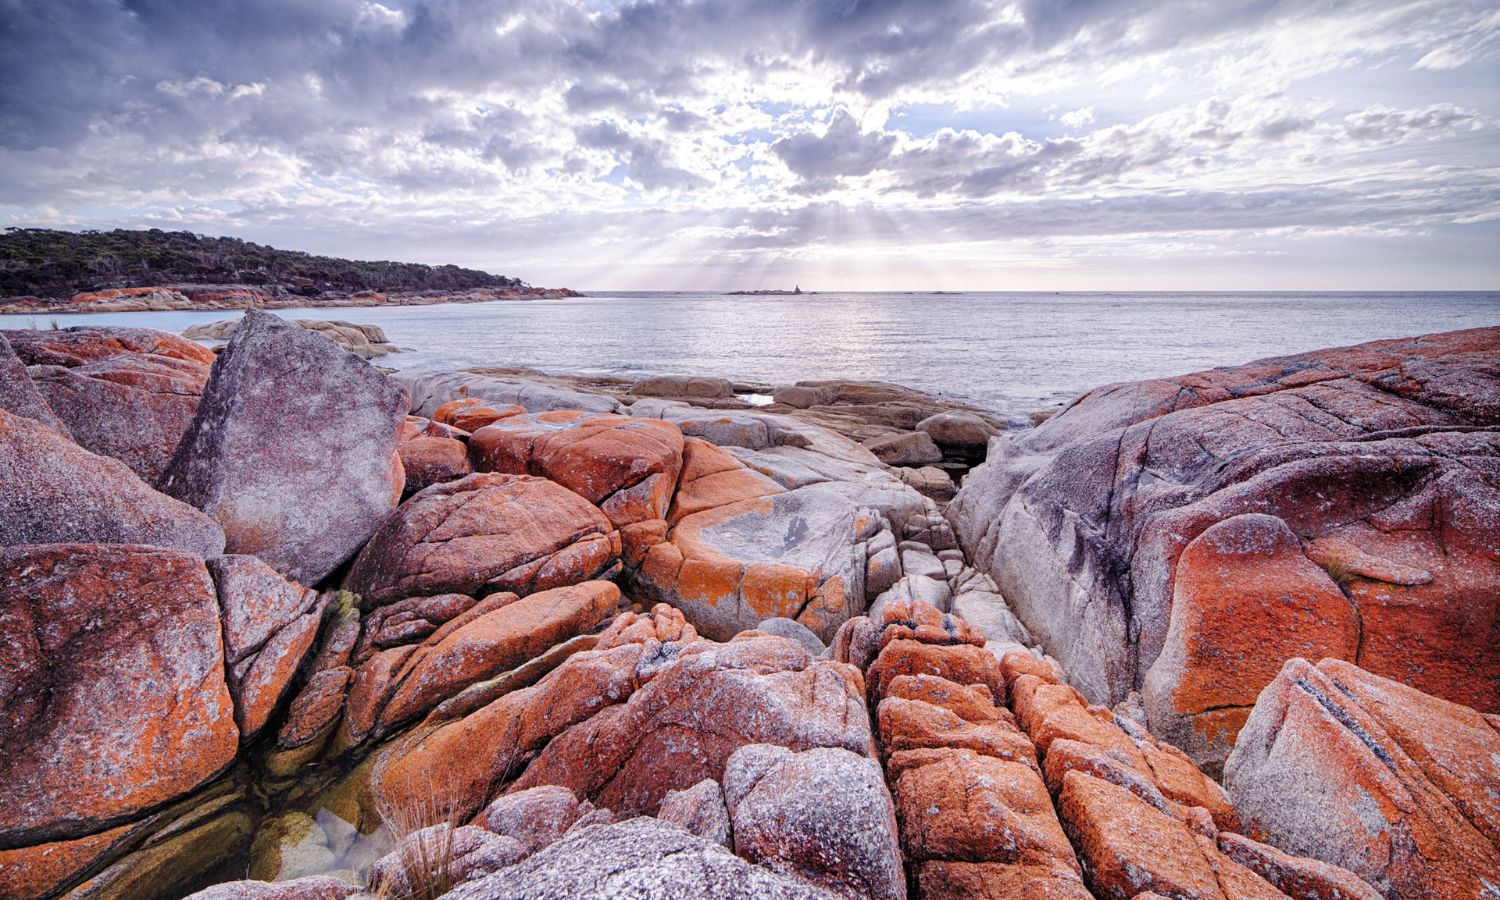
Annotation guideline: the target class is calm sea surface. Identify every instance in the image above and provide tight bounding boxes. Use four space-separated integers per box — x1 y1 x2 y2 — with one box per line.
4 291 1496 422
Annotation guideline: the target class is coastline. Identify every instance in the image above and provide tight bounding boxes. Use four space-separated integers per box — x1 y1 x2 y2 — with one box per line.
0 284 582 314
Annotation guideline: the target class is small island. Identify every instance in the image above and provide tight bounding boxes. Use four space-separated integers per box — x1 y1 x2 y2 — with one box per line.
724 285 812 295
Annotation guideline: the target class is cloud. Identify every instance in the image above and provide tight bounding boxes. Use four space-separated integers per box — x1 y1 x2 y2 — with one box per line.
0 0 1495 288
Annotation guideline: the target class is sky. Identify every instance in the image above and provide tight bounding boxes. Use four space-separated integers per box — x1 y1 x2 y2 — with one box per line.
1 0 1498 291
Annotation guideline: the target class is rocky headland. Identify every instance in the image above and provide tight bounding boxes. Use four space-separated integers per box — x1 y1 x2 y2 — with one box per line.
0 314 1495 899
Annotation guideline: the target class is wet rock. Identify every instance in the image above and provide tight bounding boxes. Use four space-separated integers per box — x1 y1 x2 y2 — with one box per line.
723 744 905 900
444 817 835 899
469 410 684 527
1224 657 1500 900
862 431 943 466
0 408 225 556
950 326 1500 715
209 554 326 740
160 310 408 585
0 333 68 434
30 350 210 482
0 544 238 847
657 779 732 848
344 472 620 608
1142 513 1359 775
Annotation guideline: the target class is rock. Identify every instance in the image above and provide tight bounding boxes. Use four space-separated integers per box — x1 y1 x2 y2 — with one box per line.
862 431 943 466
443 817 835 899
209 554 326 740
480 786 597 857
1057 770 1283 900
506 635 875 816
344 472 621 608
367 824 523 896
342 581 619 742
723 744 905 900
629 374 734 399
3 325 216 368
916 411 998 457
160 310 408 585
756 616 827 655
866 639 1005 708
634 480 889 642
469 410 684 527
1142 513 1359 775
397 431 472 495
774 385 839 408
0 333 68 434
950 589 1034 647
393 370 623 417
186 876 358 900
0 544 238 847
891 749 1090 899
950 326 1500 719
657 780 732 848
0 408 225 556
30 350 210 482
1223 657 1500 900
183 317 403 358
1216 832 1383 900
67 805 252 900
895 465 955 501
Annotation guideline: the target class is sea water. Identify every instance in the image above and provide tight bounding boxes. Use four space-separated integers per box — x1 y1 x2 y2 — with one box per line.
4 291 1496 422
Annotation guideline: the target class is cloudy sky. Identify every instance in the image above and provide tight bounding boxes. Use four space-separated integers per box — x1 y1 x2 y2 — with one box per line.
2 0 1498 290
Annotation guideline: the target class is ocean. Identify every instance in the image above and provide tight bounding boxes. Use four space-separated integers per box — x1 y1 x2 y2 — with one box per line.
4 291 1496 423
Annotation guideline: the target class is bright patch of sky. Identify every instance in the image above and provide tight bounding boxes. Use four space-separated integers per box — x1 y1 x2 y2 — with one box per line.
1 0 1497 290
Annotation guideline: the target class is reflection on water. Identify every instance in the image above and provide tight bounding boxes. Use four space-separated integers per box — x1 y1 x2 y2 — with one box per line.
4 291 1496 420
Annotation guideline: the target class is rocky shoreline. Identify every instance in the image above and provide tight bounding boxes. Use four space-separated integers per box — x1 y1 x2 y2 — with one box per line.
0 283 581 314
0 313 1495 899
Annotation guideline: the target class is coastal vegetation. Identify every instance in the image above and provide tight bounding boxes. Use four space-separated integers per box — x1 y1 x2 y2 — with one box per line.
0 227 523 299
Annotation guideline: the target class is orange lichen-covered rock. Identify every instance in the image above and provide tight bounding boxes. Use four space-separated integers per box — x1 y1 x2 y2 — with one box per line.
0 333 69 434
3 325 216 368
865 639 1006 707
951 326 1500 717
1058 771 1284 900
342 581 619 741
432 396 484 425
0 544 238 847
506 635 874 815
0 408 225 557
998 649 1066 689
883 673 1005 724
397 431 472 495
371 641 650 825
666 437 783 523
449 403 525 432
874 597 987 649
891 748 1090 899
470 410 684 527
344 472 620 608
877 696 1036 765
635 483 883 643
31 351 210 482
1143 513 1360 774
1216 832 1382 900
1225 657 1500 900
